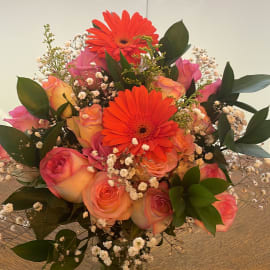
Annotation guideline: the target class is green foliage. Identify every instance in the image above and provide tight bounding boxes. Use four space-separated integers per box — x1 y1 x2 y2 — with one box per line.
12 240 53 262
182 166 200 187
218 113 231 145
234 101 257 114
232 74 270 93
0 125 38 167
159 21 189 65
17 77 50 119
200 178 229 195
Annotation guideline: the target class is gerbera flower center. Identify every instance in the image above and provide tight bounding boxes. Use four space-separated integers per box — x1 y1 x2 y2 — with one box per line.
120 39 128 44
136 123 152 139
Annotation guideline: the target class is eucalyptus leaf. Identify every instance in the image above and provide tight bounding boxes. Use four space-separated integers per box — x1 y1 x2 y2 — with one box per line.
218 62 234 99
218 113 231 145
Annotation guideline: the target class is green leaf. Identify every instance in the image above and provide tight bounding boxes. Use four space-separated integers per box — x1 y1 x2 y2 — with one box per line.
218 62 234 99
188 184 217 208
55 229 78 251
245 107 269 135
159 21 189 65
232 74 270 93
233 143 270 158
119 51 132 70
234 101 257 114
56 103 69 120
200 178 229 195
224 130 236 151
182 166 200 187
17 77 49 119
0 125 38 167
218 113 231 145
40 122 64 159
195 205 223 236
169 65 179 81
12 240 53 262
213 146 227 166
170 174 181 187
186 79 196 98
105 52 123 87
172 212 185 227
169 186 185 217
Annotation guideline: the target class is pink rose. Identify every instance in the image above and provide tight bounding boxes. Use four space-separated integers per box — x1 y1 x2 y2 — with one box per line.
82 132 112 170
200 163 226 180
195 192 238 232
40 147 95 203
0 145 10 161
67 105 103 148
153 76 185 100
82 172 132 224
131 182 173 234
4 106 48 131
176 58 202 89
171 128 195 157
42 76 76 118
140 149 178 178
197 79 222 103
67 48 107 88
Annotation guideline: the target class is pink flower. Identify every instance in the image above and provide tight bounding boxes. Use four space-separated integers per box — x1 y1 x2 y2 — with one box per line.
40 147 95 203
197 79 222 103
176 58 201 89
131 182 173 234
42 76 76 118
67 105 103 148
4 106 48 131
67 48 107 88
195 192 238 232
82 172 132 224
140 149 178 178
171 128 195 157
200 163 226 180
82 132 112 170
153 76 185 100
0 145 10 161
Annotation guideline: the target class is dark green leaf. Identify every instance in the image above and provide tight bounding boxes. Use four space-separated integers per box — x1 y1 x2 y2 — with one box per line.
56 103 69 120
218 113 231 145
232 74 270 93
186 79 196 98
213 146 227 165
50 262 75 270
169 65 179 81
218 62 234 99
105 52 123 88
233 143 270 158
224 130 236 151
40 122 64 159
188 184 217 208
164 224 176 236
245 107 269 135
159 21 189 65
55 229 78 251
170 174 181 187
169 186 185 217
195 205 223 236
17 77 49 119
12 240 53 262
0 125 38 167
200 178 229 195
119 51 132 70
182 166 200 187
220 166 233 185
185 200 200 219
234 101 257 114
172 212 185 227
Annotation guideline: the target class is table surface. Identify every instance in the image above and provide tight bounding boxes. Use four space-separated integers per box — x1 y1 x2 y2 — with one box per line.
0 169 270 270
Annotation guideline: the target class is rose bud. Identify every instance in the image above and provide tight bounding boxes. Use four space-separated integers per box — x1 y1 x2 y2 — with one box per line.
175 58 201 89
197 79 221 103
200 163 226 180
131 182 173 234
67 104 103 148
4 106 49 132
153 76 185 100
42 76 76 118
40 147 95 203
82 172 132 224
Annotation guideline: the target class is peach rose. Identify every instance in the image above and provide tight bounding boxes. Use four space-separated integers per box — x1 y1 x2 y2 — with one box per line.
131 182 173 234
197 79 221 103
195 192 238 232
140 149 178 178
40 147 95 203
153 76 185 100
82 172 132 224
4 106 49 131
200 163 226 180
192 105 215 134
67 105 103 148
42 76 76 118
172 128 195 156
176 58 202 89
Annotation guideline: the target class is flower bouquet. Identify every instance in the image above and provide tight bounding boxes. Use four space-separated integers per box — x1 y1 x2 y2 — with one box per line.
0 10 270 270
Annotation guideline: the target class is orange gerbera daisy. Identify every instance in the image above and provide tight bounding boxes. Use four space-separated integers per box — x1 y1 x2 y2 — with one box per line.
86 10 159 65
102 86 178 162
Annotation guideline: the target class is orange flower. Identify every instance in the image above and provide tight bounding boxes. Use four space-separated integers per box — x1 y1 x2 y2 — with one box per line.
86 10 159 64
102 86 178 162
